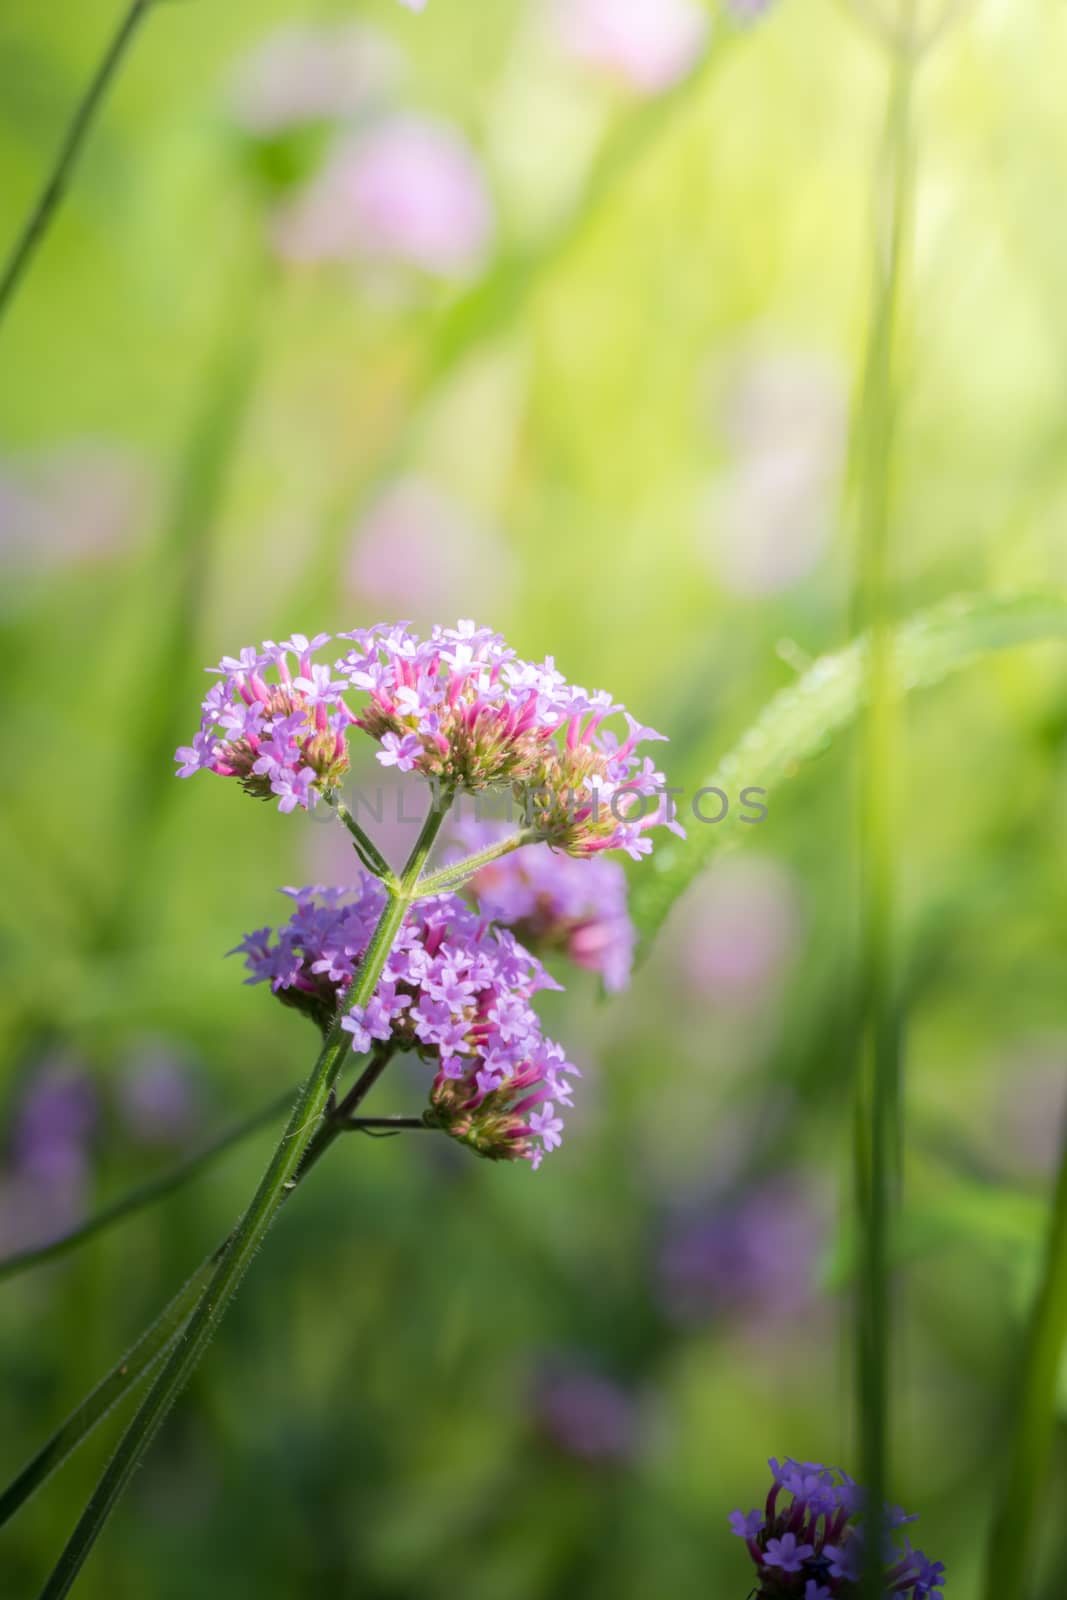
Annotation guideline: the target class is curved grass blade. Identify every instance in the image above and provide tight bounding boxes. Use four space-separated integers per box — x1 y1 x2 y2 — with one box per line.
0 1 154 327
632 591 1067 957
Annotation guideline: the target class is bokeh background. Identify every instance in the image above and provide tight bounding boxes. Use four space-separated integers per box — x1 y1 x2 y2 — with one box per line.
2 0 1067 1595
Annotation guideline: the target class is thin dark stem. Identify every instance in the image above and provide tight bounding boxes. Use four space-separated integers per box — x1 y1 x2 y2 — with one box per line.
331 798 398 887
0 0 154 327
0 1088 293 1284
344 1116 430 1132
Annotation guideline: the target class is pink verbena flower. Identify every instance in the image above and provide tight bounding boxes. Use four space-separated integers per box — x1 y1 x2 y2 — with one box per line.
450 817 635 990
337 620 682 859
175 634 352 813
551 0 709 96
273 115 492 279
231 880 580 1168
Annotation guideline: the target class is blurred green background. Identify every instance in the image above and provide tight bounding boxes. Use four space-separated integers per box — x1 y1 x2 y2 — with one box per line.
2 0 1066 1595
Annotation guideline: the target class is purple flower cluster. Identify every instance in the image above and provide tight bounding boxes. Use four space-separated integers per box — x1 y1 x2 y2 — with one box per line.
176 622 678 858
175 634 353 813
451 818 635 991
339 620 681 858
231 878 580 1169
730 1459 945 1599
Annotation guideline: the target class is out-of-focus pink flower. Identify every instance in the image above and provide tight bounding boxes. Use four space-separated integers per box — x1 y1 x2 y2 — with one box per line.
0 1058 98 1257
0 444 151 578
347 478 514 624
530 1358 639 1464
228 24 402 137
995 1039 1067 1178
658 1173 827 1332
700 350 847 595
117 1040 203 1149
273 115 493 279
551 0 709 96
676 855 803 1003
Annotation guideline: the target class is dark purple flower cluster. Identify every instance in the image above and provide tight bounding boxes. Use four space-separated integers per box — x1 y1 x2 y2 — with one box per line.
730 1459 945 1599
451 818 635 991
231 878 580 1169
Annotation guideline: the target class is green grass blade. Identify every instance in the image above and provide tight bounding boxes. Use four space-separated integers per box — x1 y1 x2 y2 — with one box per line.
632 591 1067 957
0 1254 213 1527
983 1116 1067 1600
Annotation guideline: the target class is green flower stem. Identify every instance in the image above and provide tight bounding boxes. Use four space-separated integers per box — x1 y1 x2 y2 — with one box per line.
0 1255 213 1528
415 828 539 899
37 796 453 1599
0 1089 294 1284
983 1113 1067 1600
2 1047 395 1531
0 0 155 327
851 7 917 1594
330 798 400 888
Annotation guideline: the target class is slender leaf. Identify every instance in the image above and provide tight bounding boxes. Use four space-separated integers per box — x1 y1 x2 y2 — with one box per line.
0 1254 213 1527
633 592 1067 956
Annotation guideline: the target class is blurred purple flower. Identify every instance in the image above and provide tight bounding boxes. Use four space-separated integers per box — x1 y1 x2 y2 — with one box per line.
658 1174 825 1329
0 1060 98 1256
530 1359 639 1464
676 855 802 1004
995 1038 1067 1177
117 1040 202 1148
450 816 635 991
11 1062 97 1184
551 0 709 95
273 115 493 279
726 0 778 20
228 23 402 137
347 478 515 624
699 350 846 596
0 444 151 580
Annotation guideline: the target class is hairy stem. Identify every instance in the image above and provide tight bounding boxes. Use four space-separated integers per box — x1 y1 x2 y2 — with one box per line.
415 828 539 898
1 1047 395 1528
37 795 452 1597
0 0 155 327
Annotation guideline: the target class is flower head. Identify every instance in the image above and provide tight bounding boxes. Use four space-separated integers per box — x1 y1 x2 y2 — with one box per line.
730 1460 945 1599
232 878 579 1168
273 115 492 279
227 23 401 139
336 621 681 859
175 634 353 813
450 817 635 990
552 0 709 96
